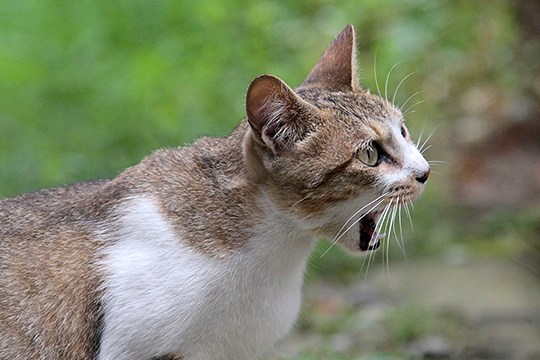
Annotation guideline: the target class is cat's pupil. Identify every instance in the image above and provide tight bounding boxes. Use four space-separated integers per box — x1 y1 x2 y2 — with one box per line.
400 125 407 138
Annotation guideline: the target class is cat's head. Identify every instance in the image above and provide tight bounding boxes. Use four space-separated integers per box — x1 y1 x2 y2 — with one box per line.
244 25 430 253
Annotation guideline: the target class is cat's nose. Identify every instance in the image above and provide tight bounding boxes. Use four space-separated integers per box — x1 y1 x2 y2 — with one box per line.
415 168 431 184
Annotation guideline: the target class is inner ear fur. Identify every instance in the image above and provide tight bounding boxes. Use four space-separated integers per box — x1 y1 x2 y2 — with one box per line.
246 74 317 154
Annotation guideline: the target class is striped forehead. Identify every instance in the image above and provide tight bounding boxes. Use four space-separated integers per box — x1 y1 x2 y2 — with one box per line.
296 88 404 138
357 112 402 142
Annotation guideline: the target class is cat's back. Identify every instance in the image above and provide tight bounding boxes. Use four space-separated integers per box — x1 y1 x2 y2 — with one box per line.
1 180 106 230
0 180 118 359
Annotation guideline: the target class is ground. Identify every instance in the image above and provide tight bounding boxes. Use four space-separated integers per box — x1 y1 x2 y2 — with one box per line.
273 259 540 360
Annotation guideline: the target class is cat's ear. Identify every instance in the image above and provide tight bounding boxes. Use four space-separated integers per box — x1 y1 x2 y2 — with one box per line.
301 24 359 91
246 74 318 154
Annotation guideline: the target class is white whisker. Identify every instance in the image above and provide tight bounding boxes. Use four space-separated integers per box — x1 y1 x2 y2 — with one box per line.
320 196 387 258
373 49 382 98
384 200 397 282
385 62 400 101
368 200 392 279
404 201 414 231
416 125 426 149
389 201 399 245
364 247 376 281
418 130 435 153
404 100 424 116
331 192 388 241
405 110 419 117
392 72 415 106
288 195 310 215
400 91 422 112
397 200 407 257
361 201 392 279
420 144 432 154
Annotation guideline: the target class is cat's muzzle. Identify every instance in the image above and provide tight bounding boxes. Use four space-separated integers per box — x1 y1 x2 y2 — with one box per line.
359 212 383 251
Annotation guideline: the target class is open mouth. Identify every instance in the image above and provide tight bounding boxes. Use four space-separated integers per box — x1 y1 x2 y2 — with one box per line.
359 211 383 251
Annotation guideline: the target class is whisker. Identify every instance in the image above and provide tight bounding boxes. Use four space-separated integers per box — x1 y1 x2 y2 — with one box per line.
331 192 389 244
310 222 326 242
392 72 415 106
384 200 398 283
385 62 401 102
320 196 387 258
404 110 418 117
361 201 391 273
364 201 392 280
359 243 371 277
373 200 393 277
397 201 407 258
416 125 426 149
336 193 388 236
373 49 382 98
400 91 422 112
364 247 376 281
389 201 402 283
390 201 402 254
374 200 392 241
419 130 436 153
420 144 432 154
404 201 414 231
404 100 424 116
288 195 310 215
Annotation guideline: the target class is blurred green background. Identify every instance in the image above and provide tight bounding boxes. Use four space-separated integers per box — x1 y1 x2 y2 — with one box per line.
1 0 539 359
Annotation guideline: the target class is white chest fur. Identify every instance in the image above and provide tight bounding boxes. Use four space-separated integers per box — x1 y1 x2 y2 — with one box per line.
97 196 315 360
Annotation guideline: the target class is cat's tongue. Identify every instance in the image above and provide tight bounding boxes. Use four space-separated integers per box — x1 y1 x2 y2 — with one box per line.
359 214 383 251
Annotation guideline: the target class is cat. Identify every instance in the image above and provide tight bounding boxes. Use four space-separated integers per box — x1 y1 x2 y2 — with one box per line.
0 24 430 360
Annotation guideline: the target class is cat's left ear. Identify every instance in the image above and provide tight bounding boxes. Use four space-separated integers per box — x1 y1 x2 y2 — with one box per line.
301 24 359 91
246 74 318 154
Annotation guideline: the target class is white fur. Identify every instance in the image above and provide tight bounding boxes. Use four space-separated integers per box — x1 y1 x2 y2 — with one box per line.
97 195 315 360
381 124 430 186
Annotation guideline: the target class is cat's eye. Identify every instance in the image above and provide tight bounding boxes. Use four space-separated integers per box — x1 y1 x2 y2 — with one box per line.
400 125 407 138
357 143 379 167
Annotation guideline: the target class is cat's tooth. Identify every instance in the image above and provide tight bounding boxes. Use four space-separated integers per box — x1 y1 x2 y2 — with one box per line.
371 233 385 244
367 238 381 251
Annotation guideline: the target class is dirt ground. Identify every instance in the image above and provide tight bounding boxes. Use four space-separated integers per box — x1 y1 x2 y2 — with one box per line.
274 259 540 360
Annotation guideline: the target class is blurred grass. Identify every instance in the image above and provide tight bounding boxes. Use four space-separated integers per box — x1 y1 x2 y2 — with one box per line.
0 0 520 196
1 0 537 358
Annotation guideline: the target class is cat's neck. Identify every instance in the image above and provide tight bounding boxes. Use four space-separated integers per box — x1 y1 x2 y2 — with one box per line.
242 191 317 267
116 120 314 258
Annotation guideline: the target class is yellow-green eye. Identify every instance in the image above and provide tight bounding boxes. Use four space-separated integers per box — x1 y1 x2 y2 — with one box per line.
357 143 379 166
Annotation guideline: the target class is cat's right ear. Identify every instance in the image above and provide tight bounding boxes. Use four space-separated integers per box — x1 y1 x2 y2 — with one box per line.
246 75 317 154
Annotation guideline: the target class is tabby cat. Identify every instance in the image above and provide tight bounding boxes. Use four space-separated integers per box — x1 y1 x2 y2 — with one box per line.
0 25 430 359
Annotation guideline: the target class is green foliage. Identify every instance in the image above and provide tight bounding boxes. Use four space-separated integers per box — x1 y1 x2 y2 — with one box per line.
0 0 519 197
384 304 435 343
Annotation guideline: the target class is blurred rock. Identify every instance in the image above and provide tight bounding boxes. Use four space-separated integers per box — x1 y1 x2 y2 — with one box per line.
407 335 454 359
453 115 540 209
344 282 387 308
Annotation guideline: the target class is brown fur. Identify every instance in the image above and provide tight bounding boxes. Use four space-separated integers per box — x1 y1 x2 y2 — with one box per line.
0 181 122 359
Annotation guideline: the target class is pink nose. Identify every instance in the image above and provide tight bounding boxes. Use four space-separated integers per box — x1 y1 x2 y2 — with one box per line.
415 168 431 184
